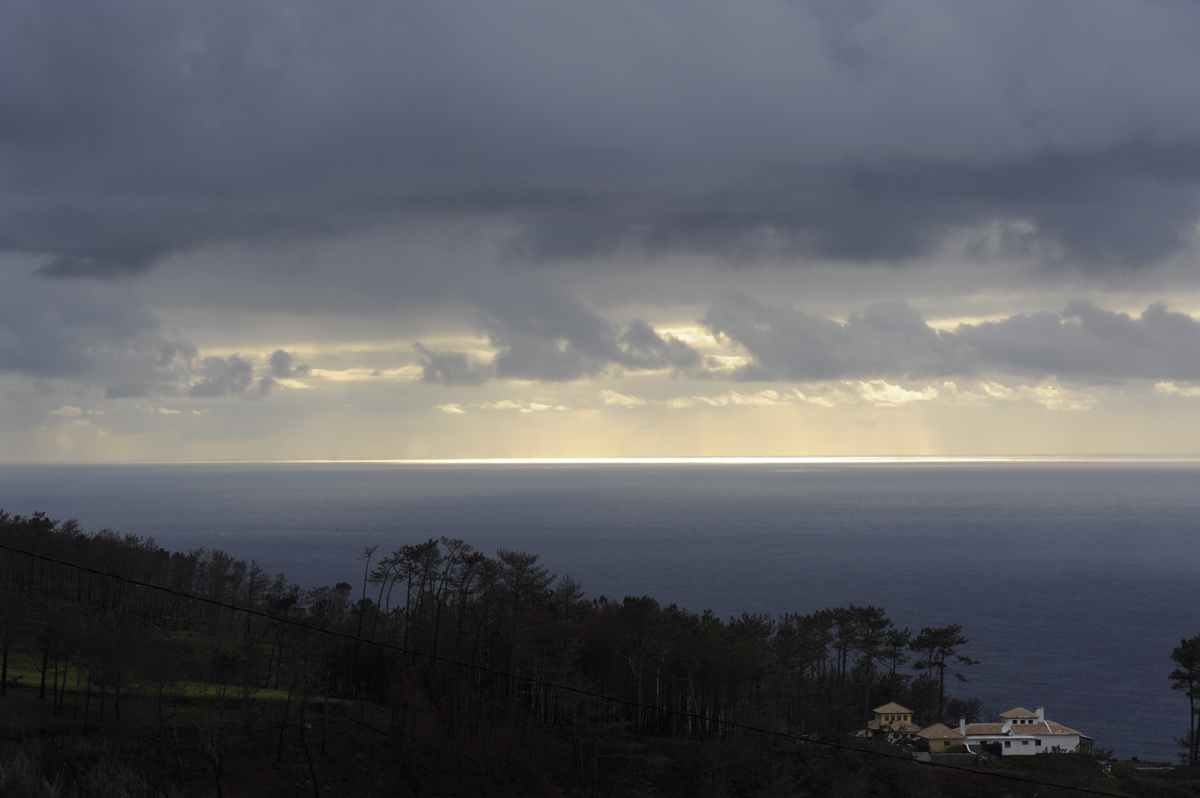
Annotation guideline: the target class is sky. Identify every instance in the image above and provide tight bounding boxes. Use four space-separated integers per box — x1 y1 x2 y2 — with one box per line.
4 0 1200 461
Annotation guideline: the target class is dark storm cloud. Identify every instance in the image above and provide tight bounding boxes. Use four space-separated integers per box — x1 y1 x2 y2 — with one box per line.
257 350 311 396
416 283 703 384
0 269 283 398
4 0 1200 276
500 141 1200 266
0 269 197 396
828 142 1200 265
268 350 310 379
39 250 165 280
484 287 703 381
705 295 1200 383
959 302 1200 381
187 355 253 398
414 345 492 386
704 295 964 380
620 320 703 372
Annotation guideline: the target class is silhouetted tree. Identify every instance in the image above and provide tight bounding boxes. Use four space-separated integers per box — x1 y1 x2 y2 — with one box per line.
910 624 978 723
851 605 892 721
1171 634 1200 766
881 627 911 701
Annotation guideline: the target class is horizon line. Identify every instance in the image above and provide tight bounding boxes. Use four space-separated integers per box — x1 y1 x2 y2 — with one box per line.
7 454 1200 466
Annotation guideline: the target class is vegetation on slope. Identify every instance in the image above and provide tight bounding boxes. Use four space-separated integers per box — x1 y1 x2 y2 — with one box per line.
0 510 1162 796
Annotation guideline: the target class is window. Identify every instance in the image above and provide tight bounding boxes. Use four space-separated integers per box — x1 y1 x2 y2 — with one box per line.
1035 740 1042 746
1022 740 1029 745
1005 741 1011 748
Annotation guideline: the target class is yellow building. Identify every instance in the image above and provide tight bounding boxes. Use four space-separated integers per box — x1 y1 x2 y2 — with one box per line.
872 702 916 728
859 702 922 740
917 722 967 753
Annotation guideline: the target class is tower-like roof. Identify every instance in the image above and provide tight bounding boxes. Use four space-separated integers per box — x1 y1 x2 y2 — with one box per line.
872 702 913 715
1000 707 1039 719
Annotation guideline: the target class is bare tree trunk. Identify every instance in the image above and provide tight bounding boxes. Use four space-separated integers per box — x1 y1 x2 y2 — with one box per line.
38 643 49 699
0 630 9 697
276 680 294 762
573 715 586 786
212 756 224 798
72 666 81 719
173 714 187 795
937 661 946 723
114 669 122 719
1185 686 1195 768
302 722 320 798
321 690 329 754
54 655 68 715
159 697 168 769
83 669 93 734
51 651 59 715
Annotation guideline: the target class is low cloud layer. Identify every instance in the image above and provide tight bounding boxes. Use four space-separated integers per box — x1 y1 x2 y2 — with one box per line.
411 291 1200 389
0 269 195 397
187 355 253 398
417 284 703 384
0 270 289 400
594 380 1098 413
706 296 1200 383
704 296 960 381
7 248 1200 401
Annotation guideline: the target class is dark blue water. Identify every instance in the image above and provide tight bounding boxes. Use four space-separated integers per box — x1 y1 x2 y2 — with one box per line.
2 461 1198 760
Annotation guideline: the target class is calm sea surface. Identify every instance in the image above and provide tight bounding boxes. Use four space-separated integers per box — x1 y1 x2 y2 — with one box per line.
2 460 1198 760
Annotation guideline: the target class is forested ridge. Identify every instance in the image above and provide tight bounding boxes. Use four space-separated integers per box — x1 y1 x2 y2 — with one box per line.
0 511 1134 796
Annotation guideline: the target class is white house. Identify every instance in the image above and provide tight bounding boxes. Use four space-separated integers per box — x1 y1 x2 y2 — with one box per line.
960 707 1092 756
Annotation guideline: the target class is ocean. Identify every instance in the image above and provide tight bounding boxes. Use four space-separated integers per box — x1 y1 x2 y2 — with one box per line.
2 459 1197 760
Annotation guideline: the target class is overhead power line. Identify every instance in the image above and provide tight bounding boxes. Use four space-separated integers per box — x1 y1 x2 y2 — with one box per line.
0 541 1124 796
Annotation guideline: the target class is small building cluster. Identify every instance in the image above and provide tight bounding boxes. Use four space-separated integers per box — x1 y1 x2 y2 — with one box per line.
859 703 1092 757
